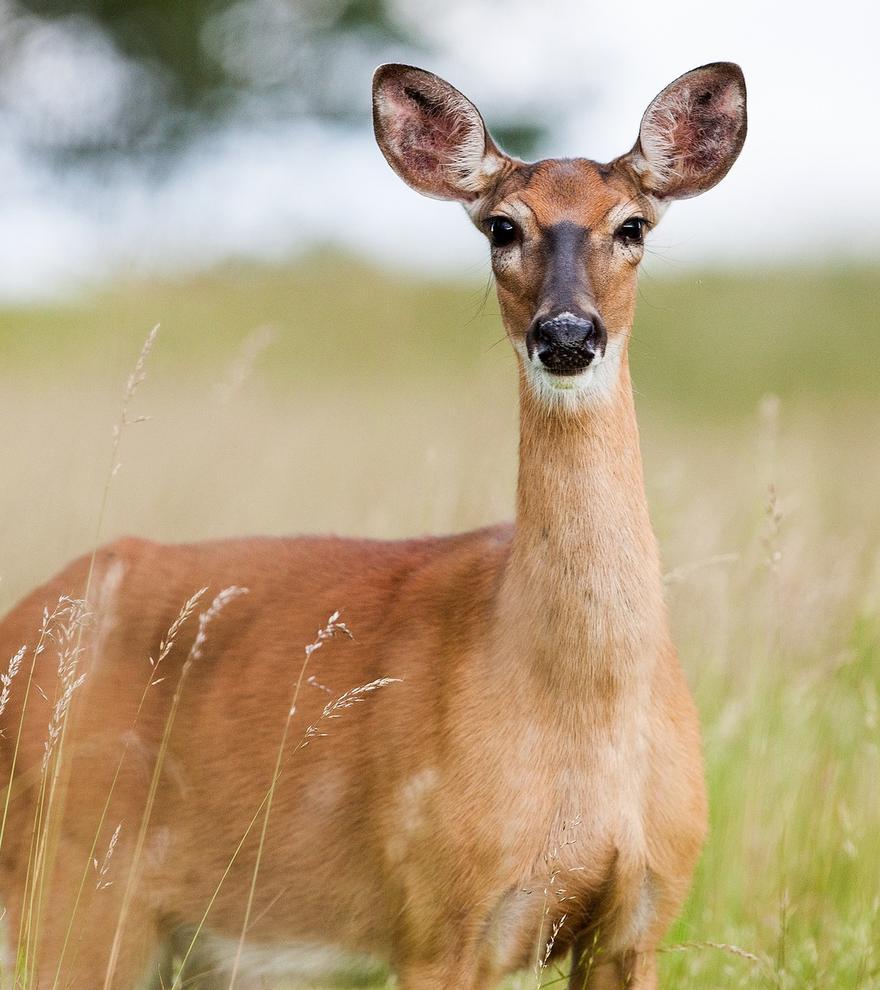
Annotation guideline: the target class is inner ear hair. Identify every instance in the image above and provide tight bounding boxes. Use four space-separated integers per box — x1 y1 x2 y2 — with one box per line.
630 62 747 201
372 63 508 203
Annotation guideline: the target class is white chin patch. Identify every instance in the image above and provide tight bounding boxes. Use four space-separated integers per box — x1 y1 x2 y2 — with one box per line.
525 337 624 408
542 367 597 391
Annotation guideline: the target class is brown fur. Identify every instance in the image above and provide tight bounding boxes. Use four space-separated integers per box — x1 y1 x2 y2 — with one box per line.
0 63 747 989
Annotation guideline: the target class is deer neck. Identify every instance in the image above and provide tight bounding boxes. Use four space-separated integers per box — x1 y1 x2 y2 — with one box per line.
497 358 667 706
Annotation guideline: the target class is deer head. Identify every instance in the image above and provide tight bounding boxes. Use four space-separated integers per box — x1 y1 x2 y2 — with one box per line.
373 63 747 407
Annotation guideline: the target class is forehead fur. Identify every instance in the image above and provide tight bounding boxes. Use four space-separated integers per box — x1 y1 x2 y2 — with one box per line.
485 158 650 227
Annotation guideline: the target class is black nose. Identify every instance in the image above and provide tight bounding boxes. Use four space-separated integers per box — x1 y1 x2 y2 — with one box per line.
528 312 606 375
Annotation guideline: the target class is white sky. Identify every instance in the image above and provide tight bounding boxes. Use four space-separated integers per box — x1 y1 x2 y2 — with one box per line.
0 0 876 299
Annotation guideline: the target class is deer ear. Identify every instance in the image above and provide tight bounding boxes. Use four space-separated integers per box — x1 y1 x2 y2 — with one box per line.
627 62 747 200
372 64 509 203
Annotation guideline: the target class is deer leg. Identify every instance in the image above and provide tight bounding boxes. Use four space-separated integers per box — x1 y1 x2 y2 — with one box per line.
2 831 164 990
568 952 657 990
149 929 229 990
8 893 161 990
568 942 657 990
617 950 657 989
397 959 484 990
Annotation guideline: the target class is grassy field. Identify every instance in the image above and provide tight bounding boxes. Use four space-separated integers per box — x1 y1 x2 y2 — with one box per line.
0 258 878 987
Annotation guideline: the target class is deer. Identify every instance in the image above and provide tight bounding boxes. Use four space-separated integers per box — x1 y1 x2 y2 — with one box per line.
0 62 746 989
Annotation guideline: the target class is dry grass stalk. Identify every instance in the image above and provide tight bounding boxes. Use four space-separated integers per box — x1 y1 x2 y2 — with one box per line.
215 324 279 405
42 598 90 772
93 823 122 891
49 585 208 990
175 613 400 990
225 610 352 990
103 586 247 990
658 939 766 966
0 645 25 721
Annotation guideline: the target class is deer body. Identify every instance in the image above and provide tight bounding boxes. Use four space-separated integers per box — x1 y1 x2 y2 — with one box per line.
0 63 746 989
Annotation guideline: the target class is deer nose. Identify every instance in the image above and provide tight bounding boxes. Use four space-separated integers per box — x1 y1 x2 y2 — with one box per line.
528 312 606 375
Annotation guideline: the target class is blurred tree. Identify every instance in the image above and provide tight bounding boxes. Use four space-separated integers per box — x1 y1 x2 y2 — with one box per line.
0 0 545 163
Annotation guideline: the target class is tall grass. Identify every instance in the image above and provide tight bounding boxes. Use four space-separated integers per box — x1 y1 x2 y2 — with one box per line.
0 257 877 988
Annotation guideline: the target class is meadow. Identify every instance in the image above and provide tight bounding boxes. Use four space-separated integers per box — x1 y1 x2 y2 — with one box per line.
0 257 878 988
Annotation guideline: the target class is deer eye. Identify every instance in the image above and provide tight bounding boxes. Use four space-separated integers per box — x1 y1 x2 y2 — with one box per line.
616 217 647 244
486 216 518 248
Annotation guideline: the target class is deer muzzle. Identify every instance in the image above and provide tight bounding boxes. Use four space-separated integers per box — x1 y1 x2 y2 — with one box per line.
527 310 607 376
